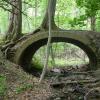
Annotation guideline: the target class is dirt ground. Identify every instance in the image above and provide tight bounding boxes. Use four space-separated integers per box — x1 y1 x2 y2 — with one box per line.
0 49 100 100
0 62 100 100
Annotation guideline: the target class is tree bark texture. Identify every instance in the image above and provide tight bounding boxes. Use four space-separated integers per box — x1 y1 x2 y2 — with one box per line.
90 16 96 31
39 0 53 83
41 0 57 29
6 0 22 41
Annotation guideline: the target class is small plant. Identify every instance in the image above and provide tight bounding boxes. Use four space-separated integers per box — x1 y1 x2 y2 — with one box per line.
15 83 33 94
0 75 7 96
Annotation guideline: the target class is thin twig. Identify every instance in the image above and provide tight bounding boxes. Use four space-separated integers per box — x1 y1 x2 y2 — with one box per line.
0 5 15 14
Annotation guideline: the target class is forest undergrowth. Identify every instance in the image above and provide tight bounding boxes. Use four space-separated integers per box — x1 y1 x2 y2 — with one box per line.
0 50 100 100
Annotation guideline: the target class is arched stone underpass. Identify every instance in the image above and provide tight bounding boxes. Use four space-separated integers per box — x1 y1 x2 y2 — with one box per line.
8 30 100 72
33 42 89 70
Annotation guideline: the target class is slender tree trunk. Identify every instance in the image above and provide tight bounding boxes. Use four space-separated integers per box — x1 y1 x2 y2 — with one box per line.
6 0 22 41
90 16 96 31
39 0 53 83
41 0 57 30
31 0 57 34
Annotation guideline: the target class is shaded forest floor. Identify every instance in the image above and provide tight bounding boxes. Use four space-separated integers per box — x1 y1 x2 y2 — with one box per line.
0 50 100 100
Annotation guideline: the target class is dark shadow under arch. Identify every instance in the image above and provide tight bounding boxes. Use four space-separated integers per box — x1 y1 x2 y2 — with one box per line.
19 37 97 72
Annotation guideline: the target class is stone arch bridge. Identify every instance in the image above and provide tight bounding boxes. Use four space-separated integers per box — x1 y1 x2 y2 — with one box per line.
8 29 100 71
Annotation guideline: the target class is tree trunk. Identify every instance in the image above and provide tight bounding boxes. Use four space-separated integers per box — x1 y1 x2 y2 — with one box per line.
90 16 96 31
35 0 37 28
6 0 22 41
41 0 57 30
39 0 53 83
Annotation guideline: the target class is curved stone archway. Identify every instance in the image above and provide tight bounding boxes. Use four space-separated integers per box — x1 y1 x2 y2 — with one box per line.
9 30 100 71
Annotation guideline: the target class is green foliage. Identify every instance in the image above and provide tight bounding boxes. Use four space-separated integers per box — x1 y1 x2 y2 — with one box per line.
96 20 100 32
96 11 100 32
55 58 88 67
22 0 47 33
0 9 8 33
68 0 100 30
33 43 89 68
0 75 7 96
69 15 87 27
0 0 100 33
32 57 43 70
76 0 100 17
55 0 77 29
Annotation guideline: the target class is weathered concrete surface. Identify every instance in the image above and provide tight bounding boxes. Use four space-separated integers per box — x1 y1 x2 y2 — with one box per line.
8 30 100 71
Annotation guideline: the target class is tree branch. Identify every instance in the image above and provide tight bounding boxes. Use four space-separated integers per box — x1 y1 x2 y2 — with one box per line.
2 0 32 20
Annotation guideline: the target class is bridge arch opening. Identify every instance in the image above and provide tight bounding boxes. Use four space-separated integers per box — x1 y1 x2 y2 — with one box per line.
18 37 97 73
33 42 89 70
